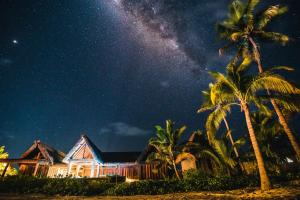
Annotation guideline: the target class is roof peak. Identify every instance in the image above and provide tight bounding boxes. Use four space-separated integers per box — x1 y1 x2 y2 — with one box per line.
34 139 41 144
63 134 103 163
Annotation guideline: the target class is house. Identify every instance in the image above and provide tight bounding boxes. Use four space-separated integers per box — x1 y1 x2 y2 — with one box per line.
0 140 66 177
0 135 167 179
48 135 166 179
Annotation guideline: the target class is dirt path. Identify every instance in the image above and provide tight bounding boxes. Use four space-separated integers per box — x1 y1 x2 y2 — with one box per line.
1 185 300 200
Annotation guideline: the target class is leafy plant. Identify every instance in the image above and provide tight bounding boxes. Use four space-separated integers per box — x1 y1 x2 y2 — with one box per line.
0 146 17 176
147 120 194 179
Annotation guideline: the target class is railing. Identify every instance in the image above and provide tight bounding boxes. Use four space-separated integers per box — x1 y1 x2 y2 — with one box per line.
101 163 167 180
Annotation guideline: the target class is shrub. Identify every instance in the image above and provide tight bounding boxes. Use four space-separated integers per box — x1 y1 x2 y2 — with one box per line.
2 171 299 196
183 169 210 180
106 180 185 195
106 175 126 183
0 175 115 196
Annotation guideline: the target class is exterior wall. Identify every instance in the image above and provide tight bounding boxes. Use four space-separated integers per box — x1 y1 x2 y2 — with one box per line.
19 164 49 177
19 164 35 175
181 158 197 172
47 164 68 178
100 163 167 180
51 162 167 180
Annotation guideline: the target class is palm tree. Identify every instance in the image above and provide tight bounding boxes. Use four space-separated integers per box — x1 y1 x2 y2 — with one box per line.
207 57 299 190
198 84 240 159
217 0 300 161
147 120 193 179
198 85 246 173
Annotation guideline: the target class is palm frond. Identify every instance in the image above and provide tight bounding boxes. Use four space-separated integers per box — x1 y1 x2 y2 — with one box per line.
211 139 237 168
255 31 289 45
265 66 294 72
244 0 260 27
248 73 300 96
205 104 231 142
209 72 237 104
236 56 252 74
229 0 245 23
197 149 222 168
176 126 187 143
256 5 288 30
251 96 273 116
230 137 246 155
272 94 300 112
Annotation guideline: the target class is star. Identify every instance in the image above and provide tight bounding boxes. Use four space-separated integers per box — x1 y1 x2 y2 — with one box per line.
12 39 18 44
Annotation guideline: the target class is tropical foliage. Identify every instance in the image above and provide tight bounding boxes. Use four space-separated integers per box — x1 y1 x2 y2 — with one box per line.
146 120 193 179
205 55 299 190
183 130 239 175
0 146 17 176
217 0 300 161
251 111 295 172
217 0 289 57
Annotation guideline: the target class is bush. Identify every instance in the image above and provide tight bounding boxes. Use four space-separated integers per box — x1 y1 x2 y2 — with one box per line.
0 175 115 196
183 169 211 180
106 175 126 183
2 170 299 196
105 180 185 195
0 175 47 193
182 169 259 191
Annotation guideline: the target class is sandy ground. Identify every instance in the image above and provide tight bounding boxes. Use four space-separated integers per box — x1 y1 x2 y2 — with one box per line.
1 185 300 200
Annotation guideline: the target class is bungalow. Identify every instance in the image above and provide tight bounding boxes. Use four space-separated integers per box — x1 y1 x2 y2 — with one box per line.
0 140 65 177
47 135 166 179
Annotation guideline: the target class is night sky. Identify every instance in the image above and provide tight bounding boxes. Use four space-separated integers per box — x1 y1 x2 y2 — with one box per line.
0 0 299 157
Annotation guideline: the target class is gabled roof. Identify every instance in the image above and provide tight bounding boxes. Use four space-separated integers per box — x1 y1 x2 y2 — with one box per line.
20 140 65 164
63 134 143 164
63 135 103 163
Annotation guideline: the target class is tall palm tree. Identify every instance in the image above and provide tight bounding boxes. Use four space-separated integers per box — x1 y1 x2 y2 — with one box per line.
217 0 300 160
147 120 192 179
208 57 299 190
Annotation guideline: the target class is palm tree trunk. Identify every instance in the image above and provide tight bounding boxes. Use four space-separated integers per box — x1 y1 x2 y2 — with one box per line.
223 117 246 173
241 100 271 191
270 98 300 161
172 160 181 180
248 37 264 74
249 36 300 161
223 117 239 158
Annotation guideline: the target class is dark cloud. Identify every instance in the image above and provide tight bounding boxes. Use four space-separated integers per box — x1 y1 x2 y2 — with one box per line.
99 122 151 136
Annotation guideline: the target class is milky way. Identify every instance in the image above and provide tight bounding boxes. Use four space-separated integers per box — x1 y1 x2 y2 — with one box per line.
104 0 224 85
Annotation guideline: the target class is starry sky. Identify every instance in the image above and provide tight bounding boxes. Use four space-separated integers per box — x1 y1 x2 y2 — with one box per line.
0 0 299 157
